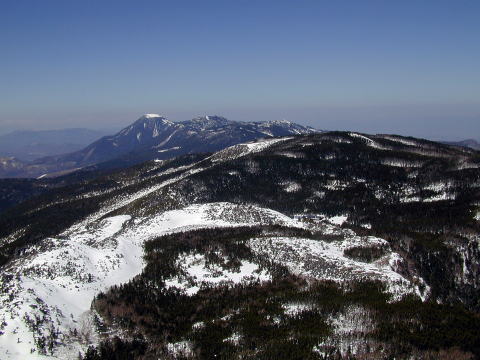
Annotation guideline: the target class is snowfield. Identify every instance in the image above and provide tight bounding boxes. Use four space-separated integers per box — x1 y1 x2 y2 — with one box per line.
248 235 429 301
209 137 293 163
164 254 270 296
0 203 304 359
1 201 429 358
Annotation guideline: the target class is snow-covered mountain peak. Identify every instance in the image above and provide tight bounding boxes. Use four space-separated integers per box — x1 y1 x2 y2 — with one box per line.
135 114 172 125
269 119 293 125
259 119 318 135
141 113 166 119
115 115 176 141
188 115 231 129
1 114 318 178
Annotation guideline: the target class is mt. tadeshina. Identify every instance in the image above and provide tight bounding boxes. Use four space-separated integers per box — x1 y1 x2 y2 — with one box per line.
0 115 318 178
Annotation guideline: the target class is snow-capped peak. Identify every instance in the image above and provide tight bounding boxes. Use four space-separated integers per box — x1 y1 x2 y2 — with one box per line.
134 114 173 127
142 113 165 119
272 119 292 124
192 115 229 123
187 115 231 130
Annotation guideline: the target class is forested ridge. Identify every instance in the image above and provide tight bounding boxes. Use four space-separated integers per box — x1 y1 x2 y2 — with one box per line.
85 227 480 359
1 132 480 358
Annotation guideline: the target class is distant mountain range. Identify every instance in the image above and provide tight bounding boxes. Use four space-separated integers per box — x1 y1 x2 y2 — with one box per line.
0 128 107 161
0 114 318 178
2 115 477 179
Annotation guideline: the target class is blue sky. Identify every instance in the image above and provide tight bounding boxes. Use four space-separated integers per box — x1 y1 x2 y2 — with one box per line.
1 0 479 140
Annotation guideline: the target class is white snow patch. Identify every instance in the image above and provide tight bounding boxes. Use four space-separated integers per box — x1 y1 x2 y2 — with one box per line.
223 332 242 345
324 180 350 190
381 159 423 168
209 137 293 163
164 254 270 296
327 215 348 226
400 196 422 203
281 181 302 193
153 129 179 148
166 341 193 358
277 151 304 159
323 136 353 144
249 236 426 301
329 304 374 336
424 181 451 192
191 321 205 331
314 305 376 357
457 162 480 170
0 215 133 359
349 133 388 150
157 146 181 153
143 113 163 118
423 192 456 202
381 135 419 147
282 302 315 316
322 153 336 160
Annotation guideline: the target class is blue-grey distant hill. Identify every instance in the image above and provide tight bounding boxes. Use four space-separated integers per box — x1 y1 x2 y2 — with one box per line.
0 128 107 161
442 139 480 150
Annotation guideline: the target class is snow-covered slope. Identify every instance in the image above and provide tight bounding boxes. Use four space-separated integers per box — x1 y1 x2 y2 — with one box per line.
1 131 480 358
0 203 304 358
0 201 425 359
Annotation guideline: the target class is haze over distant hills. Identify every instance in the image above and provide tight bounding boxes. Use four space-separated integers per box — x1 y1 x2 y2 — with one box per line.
0 128 107 161
0 114 318 178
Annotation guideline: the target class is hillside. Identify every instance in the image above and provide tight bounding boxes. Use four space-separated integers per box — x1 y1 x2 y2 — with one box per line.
0 132 479 359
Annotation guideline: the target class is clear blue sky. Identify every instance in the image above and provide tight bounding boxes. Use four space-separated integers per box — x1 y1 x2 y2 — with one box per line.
1 0 479 140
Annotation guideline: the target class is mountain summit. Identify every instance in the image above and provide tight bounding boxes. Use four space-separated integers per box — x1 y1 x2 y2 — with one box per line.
0 115 318 178
115 114 175 145
186 115 231 130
